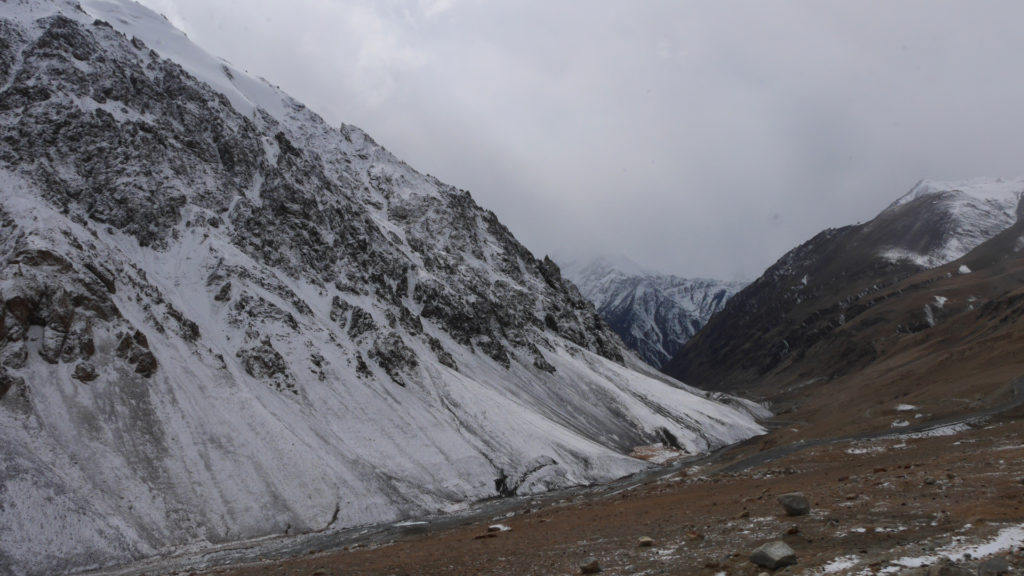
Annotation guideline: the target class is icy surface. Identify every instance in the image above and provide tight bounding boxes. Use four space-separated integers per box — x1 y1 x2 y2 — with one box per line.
0 3 766 575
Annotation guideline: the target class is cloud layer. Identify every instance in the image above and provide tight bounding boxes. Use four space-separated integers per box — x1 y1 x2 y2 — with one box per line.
138 0 1024 279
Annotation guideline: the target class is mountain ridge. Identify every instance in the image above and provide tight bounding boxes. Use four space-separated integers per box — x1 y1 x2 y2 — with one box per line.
0 2 767 575
563 256 746 368
664 177 1024 392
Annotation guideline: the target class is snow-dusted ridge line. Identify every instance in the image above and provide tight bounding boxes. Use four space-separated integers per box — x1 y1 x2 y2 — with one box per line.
879 177 1024 269
563 256 747 368
0 3 767 576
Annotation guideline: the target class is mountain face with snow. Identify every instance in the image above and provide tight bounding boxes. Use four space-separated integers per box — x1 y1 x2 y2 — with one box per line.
664 178 1024 391
562 257 745 368
0 2 767 574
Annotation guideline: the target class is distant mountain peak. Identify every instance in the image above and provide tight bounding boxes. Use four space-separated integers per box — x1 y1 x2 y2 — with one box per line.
563 257 747 368
878 177 1024 269
665 176 1024 392
889 177 1024 211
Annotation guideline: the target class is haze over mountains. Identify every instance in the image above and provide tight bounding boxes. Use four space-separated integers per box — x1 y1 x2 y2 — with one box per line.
0 2 767 574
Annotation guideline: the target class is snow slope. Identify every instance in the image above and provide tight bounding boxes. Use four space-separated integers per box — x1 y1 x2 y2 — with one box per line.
563 257 746 368
0 3 767 575
880 178 1024 268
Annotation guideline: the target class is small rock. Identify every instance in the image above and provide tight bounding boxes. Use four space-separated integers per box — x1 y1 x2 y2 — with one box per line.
924 477 937 485
786 525 800 535
778 492 811 516
686 530 705 541
738 510 750 519
750 541 797 569
638 536 654 547
72 361 98 382
927 558 972 576
580 557 601 574
978 557 1010 576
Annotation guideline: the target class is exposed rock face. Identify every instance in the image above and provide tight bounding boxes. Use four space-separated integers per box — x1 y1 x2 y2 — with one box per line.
0 2 767 575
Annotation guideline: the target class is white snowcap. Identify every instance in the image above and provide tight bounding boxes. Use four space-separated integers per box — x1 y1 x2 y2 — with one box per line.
890 177 1024 211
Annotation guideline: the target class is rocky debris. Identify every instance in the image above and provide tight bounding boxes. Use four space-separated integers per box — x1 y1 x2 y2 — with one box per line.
978 557 1010 576
236 339 294 392
637 536 654 547
579 557 601 574
214 282 232 302
778 492 811 516
116 330 158 377
750 541 797 569
427 335 457 370
0 369 23 399
369 332 418 387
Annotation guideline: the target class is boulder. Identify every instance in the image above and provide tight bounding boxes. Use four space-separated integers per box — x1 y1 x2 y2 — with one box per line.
750 541 797 570
72 361 98 382
580 557 601 574
778 492 810 516
977 557 1010 576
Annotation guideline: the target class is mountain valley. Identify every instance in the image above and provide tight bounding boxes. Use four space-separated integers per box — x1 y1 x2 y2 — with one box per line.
562 256 745 369
2 2 1024 576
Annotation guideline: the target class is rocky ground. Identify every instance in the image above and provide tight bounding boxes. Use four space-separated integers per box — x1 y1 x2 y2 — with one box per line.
184 405 1024 576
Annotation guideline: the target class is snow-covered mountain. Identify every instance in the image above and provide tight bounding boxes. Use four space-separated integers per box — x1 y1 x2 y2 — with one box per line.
562 257 746 368
879 178 1024 268
665 177 1024 391
0 2 767 574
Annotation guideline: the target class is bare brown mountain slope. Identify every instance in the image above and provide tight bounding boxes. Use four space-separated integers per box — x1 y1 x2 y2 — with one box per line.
663 184 1024 400
668 201 1024 440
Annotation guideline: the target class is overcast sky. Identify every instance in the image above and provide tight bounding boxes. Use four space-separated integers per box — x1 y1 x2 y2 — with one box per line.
137 0 1024 280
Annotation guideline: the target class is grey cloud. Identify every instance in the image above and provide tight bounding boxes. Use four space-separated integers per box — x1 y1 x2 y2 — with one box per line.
139 0 1024 280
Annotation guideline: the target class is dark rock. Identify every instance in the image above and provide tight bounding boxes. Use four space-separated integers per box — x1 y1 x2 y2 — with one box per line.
638 536 654 547
214 282 232 302
132 330 149 349
369 332 418 387
237 341 288 379
1 342 28 369
84 262 116 293
750 541 797 569
778 492 810 516
978 557 1010 576
427 335 457 370
134 350 158 377
0 368 24 399
580 557 601 574
72 361 98 382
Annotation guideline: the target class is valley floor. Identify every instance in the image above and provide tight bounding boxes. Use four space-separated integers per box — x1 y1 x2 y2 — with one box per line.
184 404 1024 576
